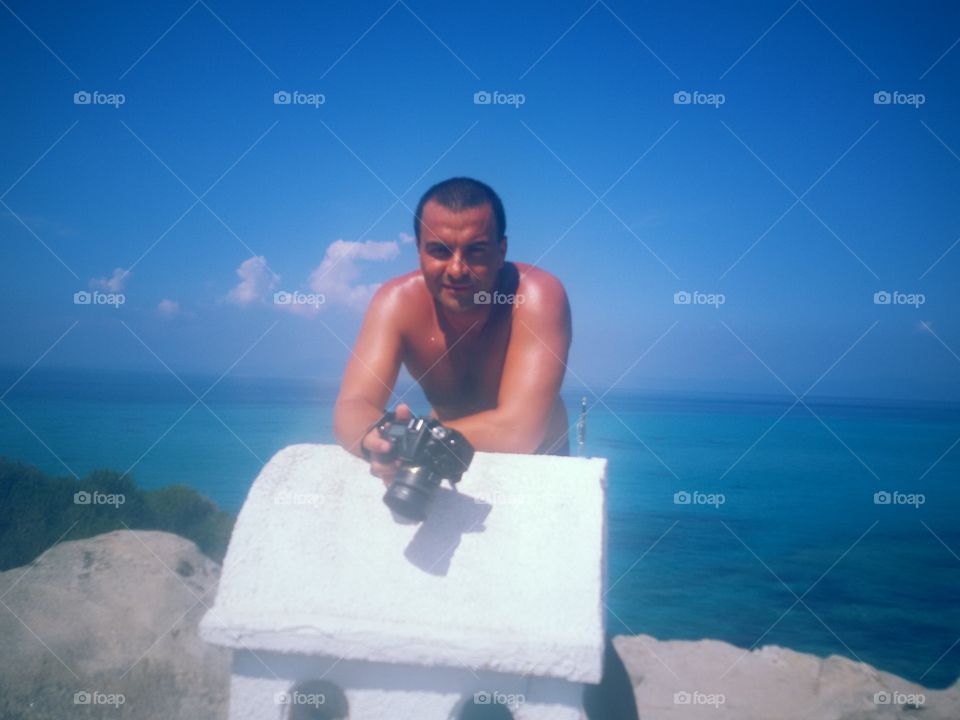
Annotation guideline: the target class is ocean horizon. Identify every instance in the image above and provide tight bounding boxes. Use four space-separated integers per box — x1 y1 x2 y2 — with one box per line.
1 365 958 688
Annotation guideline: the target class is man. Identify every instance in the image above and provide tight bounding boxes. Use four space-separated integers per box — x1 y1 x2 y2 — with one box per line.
332 177 639 719
334 176 572 482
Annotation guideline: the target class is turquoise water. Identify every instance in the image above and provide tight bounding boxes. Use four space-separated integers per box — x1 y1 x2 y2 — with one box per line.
1 368 958 687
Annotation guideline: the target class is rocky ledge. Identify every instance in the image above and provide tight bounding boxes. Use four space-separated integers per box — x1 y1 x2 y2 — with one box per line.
0 531 956 719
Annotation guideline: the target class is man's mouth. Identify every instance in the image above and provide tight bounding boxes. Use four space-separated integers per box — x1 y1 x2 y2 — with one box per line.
441 283 472 292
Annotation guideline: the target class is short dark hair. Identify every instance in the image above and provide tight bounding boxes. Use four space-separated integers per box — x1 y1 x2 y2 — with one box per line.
414 177 506 245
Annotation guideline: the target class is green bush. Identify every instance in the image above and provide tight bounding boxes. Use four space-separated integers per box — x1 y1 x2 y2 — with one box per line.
0 457 235 571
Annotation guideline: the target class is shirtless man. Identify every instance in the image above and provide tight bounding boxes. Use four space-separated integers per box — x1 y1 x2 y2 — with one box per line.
333 178 639 719
334 177 572 483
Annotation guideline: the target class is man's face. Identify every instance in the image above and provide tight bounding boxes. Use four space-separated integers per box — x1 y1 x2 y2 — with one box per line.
417 199 507 314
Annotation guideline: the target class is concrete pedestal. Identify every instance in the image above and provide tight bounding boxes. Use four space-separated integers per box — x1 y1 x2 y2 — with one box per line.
200 444 607 720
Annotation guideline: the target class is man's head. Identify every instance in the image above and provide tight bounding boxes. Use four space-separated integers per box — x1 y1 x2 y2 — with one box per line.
414 177 508 314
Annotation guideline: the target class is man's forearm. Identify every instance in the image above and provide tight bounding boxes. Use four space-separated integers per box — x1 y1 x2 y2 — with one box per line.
442 407 546 455
333 397 386 457
336 398 550 457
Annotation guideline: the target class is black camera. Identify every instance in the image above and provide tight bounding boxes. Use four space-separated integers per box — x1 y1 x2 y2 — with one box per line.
375 412 475 521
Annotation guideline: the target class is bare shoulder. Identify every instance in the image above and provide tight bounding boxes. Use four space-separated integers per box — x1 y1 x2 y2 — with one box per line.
370 269 421 304
511 263 570 318
366 270 430 328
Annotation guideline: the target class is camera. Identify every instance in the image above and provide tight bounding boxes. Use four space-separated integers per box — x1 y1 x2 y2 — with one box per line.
375 412 475 521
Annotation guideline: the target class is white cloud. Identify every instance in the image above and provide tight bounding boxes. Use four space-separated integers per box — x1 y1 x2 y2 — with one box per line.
157 299 180 319
91 267 129 292
226 238 405 316
306 239 400 311
226 256 278 306
399 232 416 245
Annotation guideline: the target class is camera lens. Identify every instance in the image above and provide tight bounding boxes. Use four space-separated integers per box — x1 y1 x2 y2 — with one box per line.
382 466 438 522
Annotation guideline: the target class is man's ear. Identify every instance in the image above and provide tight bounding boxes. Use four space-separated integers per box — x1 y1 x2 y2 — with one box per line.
498 234 508 260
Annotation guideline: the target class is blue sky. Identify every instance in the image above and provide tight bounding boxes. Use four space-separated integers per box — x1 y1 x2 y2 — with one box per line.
1 0 959 400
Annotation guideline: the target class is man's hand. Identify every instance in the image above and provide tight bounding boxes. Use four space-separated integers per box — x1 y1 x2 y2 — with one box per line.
363 403 412 487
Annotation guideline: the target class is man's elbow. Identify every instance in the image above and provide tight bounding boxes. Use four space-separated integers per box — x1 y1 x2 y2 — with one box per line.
332 411 349 450
333 417 350 450
332 397 361 451
493 413 548 454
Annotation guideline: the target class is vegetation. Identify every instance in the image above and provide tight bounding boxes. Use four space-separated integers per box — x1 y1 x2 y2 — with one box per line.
0 457 235 571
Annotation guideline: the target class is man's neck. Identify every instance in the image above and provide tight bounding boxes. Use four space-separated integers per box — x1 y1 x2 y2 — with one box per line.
435 302 493 340
433 263 516 339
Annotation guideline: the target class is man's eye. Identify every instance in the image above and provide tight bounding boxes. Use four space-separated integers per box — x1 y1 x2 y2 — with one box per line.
428 246 450 257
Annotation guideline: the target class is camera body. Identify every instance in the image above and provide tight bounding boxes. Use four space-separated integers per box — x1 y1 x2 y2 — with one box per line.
378 413 475 521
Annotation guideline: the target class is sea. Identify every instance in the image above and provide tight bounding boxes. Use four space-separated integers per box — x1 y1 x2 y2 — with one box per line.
1 366 958 688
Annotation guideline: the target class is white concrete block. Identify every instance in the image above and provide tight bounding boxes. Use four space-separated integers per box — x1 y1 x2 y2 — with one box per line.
226 651 585 720
200 443 608 719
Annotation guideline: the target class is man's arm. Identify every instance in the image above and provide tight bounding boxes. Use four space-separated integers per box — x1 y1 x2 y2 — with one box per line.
333 282 405 458
444 272 572 453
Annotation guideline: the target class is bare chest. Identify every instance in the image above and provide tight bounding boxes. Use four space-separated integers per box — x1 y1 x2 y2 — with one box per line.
402 314 512 414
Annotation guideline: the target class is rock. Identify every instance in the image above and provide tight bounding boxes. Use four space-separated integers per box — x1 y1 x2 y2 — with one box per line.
614 634 960 719
1 530 957 720
0 530 230 719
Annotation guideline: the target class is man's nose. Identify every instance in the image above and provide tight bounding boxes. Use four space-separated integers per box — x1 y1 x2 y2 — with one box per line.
447 253 469 279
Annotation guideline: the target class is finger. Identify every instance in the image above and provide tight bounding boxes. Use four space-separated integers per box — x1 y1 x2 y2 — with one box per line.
363 434 392 455
370 459 396 481
394 403 412 421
